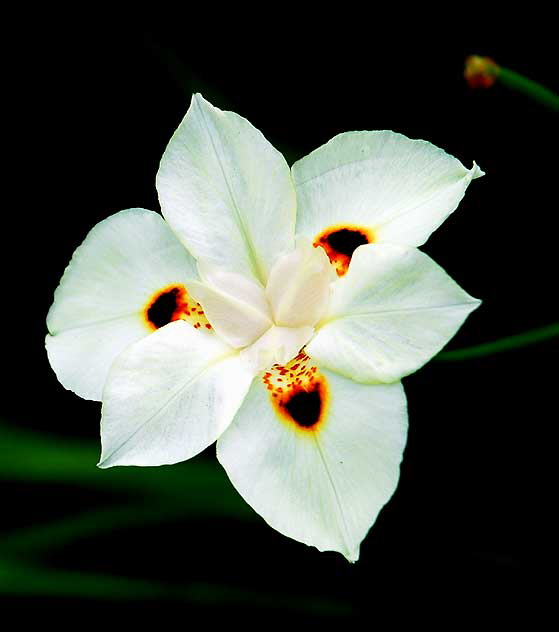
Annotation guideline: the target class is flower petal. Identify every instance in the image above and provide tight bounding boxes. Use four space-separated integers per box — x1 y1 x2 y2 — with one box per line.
46 209 198 400
187 269 272 349
197 260 270 314
217 357 407 561
99 321 253 468
306 244 481 383
265 239 333 328
157 94 296 285
185 282 272 350
293 131 483 254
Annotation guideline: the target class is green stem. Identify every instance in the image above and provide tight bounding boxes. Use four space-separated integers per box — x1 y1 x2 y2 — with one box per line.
436 322 559 361
498 67 559 111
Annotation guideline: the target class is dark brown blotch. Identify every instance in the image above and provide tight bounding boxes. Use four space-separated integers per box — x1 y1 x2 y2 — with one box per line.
283 386 322 429
146 287 181 329
324 228 369 258
314 224 375 276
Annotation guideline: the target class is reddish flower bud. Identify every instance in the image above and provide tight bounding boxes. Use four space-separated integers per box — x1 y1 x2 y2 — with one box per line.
464 55 500 89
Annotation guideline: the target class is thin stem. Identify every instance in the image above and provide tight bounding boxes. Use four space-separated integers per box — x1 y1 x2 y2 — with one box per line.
498 67 559 112
465 55 559 111
436 322 559 361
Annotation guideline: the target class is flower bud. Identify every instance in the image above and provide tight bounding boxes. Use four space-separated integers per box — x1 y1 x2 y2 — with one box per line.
464 55 500 89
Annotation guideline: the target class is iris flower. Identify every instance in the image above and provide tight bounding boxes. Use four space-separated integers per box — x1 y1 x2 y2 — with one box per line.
46 94 482 561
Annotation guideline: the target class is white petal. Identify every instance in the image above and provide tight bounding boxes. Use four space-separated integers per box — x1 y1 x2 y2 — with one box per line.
293 131 483 249
46 209 198 400
197 260 270 314
46 318 150 401
240 325 314 373
157 94 296 285
187 274 272 349
99 321 253 468
217 359 407 561
306 244 481 383
265 240 333 327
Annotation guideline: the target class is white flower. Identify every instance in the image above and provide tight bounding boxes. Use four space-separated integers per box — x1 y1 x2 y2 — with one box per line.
46 94 483 561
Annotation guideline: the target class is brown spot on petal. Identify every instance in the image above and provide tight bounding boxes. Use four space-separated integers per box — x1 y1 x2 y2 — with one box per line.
263 352 329 434
143 284 213 332
314 224 375 276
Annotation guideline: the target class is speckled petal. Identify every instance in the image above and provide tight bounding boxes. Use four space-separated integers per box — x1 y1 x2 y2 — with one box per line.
218 357 407 561
46 209 197 400
293 131 483 272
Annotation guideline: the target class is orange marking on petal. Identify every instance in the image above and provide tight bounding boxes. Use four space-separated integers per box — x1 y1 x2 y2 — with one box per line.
313 224 375 276
143 284 213 332
262 352 329 434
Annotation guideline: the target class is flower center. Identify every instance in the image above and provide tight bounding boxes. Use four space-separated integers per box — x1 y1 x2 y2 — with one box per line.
238 240 333 372
314 224 375 276
187 240 333 373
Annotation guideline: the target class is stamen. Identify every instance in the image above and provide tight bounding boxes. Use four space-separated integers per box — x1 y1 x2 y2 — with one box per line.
314 224 375 276
143 284 213 332
263 352 329 433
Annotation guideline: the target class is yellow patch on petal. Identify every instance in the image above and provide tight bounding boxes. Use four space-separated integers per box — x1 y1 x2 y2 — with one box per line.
143 284 213 332
313 224 375 276
262 352 329 435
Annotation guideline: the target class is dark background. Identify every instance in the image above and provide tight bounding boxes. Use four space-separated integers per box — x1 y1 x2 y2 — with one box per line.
3 22 556 622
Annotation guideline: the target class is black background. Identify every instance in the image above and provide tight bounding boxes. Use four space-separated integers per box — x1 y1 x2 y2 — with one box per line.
3 20 556 623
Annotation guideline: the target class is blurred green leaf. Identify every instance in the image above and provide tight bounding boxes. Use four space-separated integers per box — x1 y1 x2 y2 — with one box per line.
0 424 250 516
0 422 254 560
0 558 169 600
0 558 353 615
0 503 194 558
